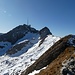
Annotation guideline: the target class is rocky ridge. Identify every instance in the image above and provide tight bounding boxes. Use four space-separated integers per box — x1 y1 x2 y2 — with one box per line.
0 24 38 44
21 35 75 75
0 24 52 55
0 24 60 75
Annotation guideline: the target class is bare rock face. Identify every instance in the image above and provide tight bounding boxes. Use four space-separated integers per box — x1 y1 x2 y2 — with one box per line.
6 40 29 55
0 25 52 45
62 57 75 75
35 46 75 75
0 24 38 44
0 24 53 56
39 27 52 39
21 35 72 75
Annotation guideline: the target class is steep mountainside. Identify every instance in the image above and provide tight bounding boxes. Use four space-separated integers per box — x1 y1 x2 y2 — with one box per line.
0 24 38 44
1 24 74 75
0 24 52 56
0 24 60 75
21 35 75 75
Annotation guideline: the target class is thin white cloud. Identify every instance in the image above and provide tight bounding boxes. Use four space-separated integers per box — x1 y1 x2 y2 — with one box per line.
0 9 12 17
0 9 7 14
3 10 6 13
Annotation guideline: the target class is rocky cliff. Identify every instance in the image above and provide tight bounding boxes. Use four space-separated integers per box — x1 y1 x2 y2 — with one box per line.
0 24 38 44
39 27 52 39
21 34 75 75
0 24 60 75
0 24 52 45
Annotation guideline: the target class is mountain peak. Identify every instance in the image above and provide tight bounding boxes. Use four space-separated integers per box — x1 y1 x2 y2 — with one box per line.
22 34 75 75
11 24 38 34
39 27 52 39
0 24 38 44
0 24 52 44
0 24 59 75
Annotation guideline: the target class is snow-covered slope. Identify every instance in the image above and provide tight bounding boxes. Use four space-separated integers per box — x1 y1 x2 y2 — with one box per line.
29 35 75 75
0 42 12 55
0 24 39 56
0 24 60 75
0 32 39 56
6 32 40 56
0 24 52 56
0 35 60 75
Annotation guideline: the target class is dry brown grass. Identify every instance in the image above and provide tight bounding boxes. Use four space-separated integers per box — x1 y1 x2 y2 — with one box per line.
21 34 73 75
36 46 75 75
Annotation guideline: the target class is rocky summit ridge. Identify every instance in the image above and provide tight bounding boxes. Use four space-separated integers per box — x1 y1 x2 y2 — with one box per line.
21 35 75 75
0 24 59 75
0 24 52 55
0 24 38 44
0 24 52 44
0 24 74 75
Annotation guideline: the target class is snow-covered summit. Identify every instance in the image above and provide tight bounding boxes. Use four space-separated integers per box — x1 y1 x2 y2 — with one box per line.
0 24 38 44
0 24 52 56
0 35 60 75
0 24 60 75
27 35 75 75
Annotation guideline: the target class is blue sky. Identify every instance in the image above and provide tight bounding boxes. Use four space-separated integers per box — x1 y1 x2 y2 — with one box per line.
0 0 75 37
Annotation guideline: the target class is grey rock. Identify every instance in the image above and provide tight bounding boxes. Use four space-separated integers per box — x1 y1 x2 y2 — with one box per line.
0 24 38 44
39 27 52 39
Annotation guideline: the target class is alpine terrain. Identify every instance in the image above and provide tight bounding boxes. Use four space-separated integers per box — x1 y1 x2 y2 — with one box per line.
0 24 60 75
22 35 75 75
0 24 75 75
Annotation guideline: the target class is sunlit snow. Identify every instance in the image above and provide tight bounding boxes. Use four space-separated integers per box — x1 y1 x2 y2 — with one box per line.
0 34 60 75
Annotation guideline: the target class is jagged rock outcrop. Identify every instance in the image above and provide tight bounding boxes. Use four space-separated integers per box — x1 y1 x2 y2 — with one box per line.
0 25 52 45
21 35 73 75
36 46 75 75
0 24 38 44
0 24 53 56
39 27 52 39
61 56 75 75
6 40 29 55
